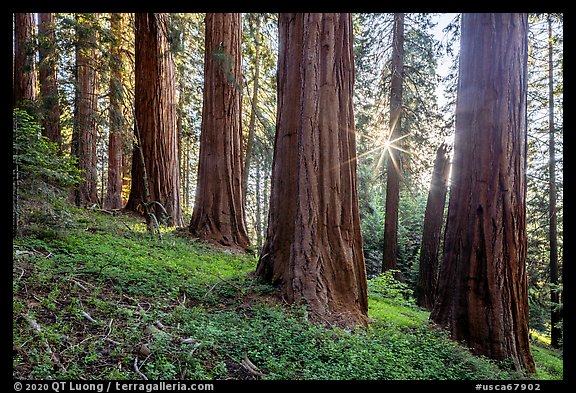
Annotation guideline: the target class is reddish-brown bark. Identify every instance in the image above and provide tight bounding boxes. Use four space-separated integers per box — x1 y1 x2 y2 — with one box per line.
415 143 451 310
13 13 37 108
126 13 183 227
72 13 99 207
189 13 249 249
104 13 125 210
38 13 61 147
382 13 405 274
256 13 368 328
430 13 535 373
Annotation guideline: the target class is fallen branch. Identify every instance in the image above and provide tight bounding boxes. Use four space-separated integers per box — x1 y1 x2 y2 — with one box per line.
241 356 265 377
81 311 96 323
68 278 90 291
14 267 25 280
133 357 148 380
80 310 99 325
202 282 219 299
22 313 66 372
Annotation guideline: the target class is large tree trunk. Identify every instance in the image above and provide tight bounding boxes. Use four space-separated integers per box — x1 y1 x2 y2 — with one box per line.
37 13 62 148
72 13 99 207
430 13 535 373
13 13 37 109
382 13 405 274
189 13 249 249
126 13 183 227
415 143 451 310
104 13 125 210
256 13 368 328
547 14 562 349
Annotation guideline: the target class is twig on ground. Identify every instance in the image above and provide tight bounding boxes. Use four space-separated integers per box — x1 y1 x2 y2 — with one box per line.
133 357 148 380
68 278 90 291
80 310 99 325
211 272 242 291
241 356 265 377
22 313 66 372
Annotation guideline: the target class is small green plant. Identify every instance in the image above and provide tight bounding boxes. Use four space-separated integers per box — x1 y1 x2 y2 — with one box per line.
13 109 81 187
368 269 414 303
13 109 82 237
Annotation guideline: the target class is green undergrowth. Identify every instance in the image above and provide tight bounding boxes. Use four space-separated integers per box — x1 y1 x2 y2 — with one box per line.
12 209 563 380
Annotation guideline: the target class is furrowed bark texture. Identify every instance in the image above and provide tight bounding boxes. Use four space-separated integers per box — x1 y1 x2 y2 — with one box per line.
430 13 535 373
189 13 249 249
38 13 62 147
382 13 404 273
104 13 125 210
126 13 183 227
13 13 37 108
256 13 368 328
415 143 451 310
72 14 99 207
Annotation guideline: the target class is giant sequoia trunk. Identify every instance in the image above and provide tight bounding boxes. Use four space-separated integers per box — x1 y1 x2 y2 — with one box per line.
104 13 125 210
430 13 535 373
382 13 405 273
13 13 37 109
415 143 451 310
72 13 99 207
256 13 368 328
126 13 183 227
189 13 249 249
38 13 62 147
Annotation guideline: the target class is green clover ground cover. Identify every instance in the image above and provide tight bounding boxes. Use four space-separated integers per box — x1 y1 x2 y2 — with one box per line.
13 210 562 380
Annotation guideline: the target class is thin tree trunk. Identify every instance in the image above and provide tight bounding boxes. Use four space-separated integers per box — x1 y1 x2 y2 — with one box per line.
126 13 183 227
382 13 405 274
430 13 535 373
547 14 562 349
37 13 62 148
72 13 99 207
121 144 131 206
104 13 125 210
242 15 261 208
189 13 249 249
256 13 368 328
415 143 451 310
255 157 263 251
13 13 37 109
177 81 185 210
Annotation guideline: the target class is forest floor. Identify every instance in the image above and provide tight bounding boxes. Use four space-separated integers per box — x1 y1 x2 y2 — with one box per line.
12 204 563 381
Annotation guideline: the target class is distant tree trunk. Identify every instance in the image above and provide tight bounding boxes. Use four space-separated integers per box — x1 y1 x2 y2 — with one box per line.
415 143 451 310
176 78 186 210
256 13 368 328
547 14 562 349
37 13 61 148
104 13 125 210
242 15 261 208
13 13 37 109
72 13 99 207
382 13 405 274
121 145 131 206
430 13 535 373
255 157 263 251
126 13 183 227
189 13 249 249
